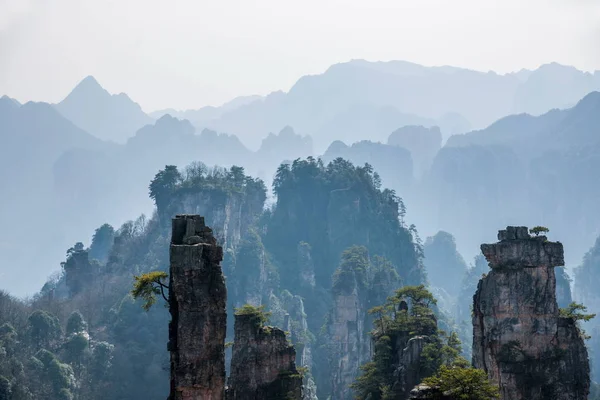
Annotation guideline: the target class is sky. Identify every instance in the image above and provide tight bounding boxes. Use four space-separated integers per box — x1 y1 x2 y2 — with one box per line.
0 0 599 112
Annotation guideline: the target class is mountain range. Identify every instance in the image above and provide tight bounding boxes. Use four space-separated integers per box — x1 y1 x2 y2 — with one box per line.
46 60 600 151
1 60 600 295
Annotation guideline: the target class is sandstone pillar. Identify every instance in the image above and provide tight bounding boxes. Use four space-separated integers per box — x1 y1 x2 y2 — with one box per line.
472 226 589 400
169 215 227 400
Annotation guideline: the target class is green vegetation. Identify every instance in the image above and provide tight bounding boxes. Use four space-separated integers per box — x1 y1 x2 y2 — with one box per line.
559 302 596 339
0 159 427 400
352 285 464 400
149 165 182 213
234 304 272 328
131 271 169 311
267 157 425 289
560 302 596 322
332 246 370 295
421 365 500 399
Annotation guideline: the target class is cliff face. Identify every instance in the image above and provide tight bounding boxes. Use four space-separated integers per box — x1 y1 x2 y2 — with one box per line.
226 313 302 400
327 268 370 400
286 295 318 400
389 335 426 399
169 215 227 400
172 190 263 251
472 226 590 400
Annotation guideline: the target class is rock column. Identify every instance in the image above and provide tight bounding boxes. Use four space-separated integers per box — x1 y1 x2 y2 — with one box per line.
169 215 227 400
472 226 589 400
226 313 302 400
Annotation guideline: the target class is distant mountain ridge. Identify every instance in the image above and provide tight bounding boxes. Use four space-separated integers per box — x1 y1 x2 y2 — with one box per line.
446 91 600 157
46 60 600 151
417 90 600 272
184 60 600 151
149 95 263 125
55 76 154 143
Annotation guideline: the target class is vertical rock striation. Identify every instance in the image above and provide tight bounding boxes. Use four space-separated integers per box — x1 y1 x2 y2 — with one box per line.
472 226 589 400
169 215 227 400
389 335 427 399
226 313 303 400
327 268 369 400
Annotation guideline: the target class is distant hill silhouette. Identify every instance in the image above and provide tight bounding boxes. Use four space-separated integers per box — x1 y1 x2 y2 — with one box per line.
49 60 600 152
189 60 599 151
388 126 442 178
55 76 153 143
0 100 111 294
418 91 600 267
446 91 600 157
149 95 262 126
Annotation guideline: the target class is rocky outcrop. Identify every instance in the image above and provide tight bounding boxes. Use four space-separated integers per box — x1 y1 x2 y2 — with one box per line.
172 190 263 251
226 313 302 400
297 242 316 289
169 215 227 400
408 385 454 400
284 295 318 400
327 269 370 399
390 336 426 398
472 226 590 400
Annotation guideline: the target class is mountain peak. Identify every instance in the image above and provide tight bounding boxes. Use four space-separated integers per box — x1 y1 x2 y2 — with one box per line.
569 91 600 115
69 75 109 98
0 95 20 110
56 75 152 143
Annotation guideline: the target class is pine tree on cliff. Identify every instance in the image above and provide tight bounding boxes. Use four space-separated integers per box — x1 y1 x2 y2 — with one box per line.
352 285 464 400
149 165 182 215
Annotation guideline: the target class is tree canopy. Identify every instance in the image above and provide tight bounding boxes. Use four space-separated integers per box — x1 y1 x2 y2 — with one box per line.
131 271 169 311
421 365 500 400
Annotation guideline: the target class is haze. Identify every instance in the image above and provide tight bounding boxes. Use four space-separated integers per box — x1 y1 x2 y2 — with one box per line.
1 0 599 112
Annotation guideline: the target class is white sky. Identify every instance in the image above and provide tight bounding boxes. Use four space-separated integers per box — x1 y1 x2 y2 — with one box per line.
0 0 599 112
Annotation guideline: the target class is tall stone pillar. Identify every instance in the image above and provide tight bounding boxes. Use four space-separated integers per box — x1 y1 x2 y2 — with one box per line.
472 226 589 400
169 215 227 400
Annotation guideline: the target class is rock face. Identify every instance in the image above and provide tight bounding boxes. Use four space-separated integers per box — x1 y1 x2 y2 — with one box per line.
408 385 454 400
390 336 426 399
172 190 263 251
472 226 590 400
169 215 227 400
327 271 370 399
226 313 302 400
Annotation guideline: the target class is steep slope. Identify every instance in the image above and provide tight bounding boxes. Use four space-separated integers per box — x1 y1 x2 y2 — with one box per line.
446 91 600 158
55 76 153 143
513 63 598 115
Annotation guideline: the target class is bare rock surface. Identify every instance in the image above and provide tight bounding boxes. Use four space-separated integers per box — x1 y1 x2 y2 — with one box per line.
226 314 302 400
169 215 227 400
472 226 589 400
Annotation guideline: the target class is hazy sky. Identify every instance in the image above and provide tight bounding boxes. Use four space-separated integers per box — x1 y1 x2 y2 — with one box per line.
1 0 599 112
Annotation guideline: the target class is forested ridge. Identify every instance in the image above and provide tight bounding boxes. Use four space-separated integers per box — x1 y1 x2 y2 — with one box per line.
0 158 432 399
